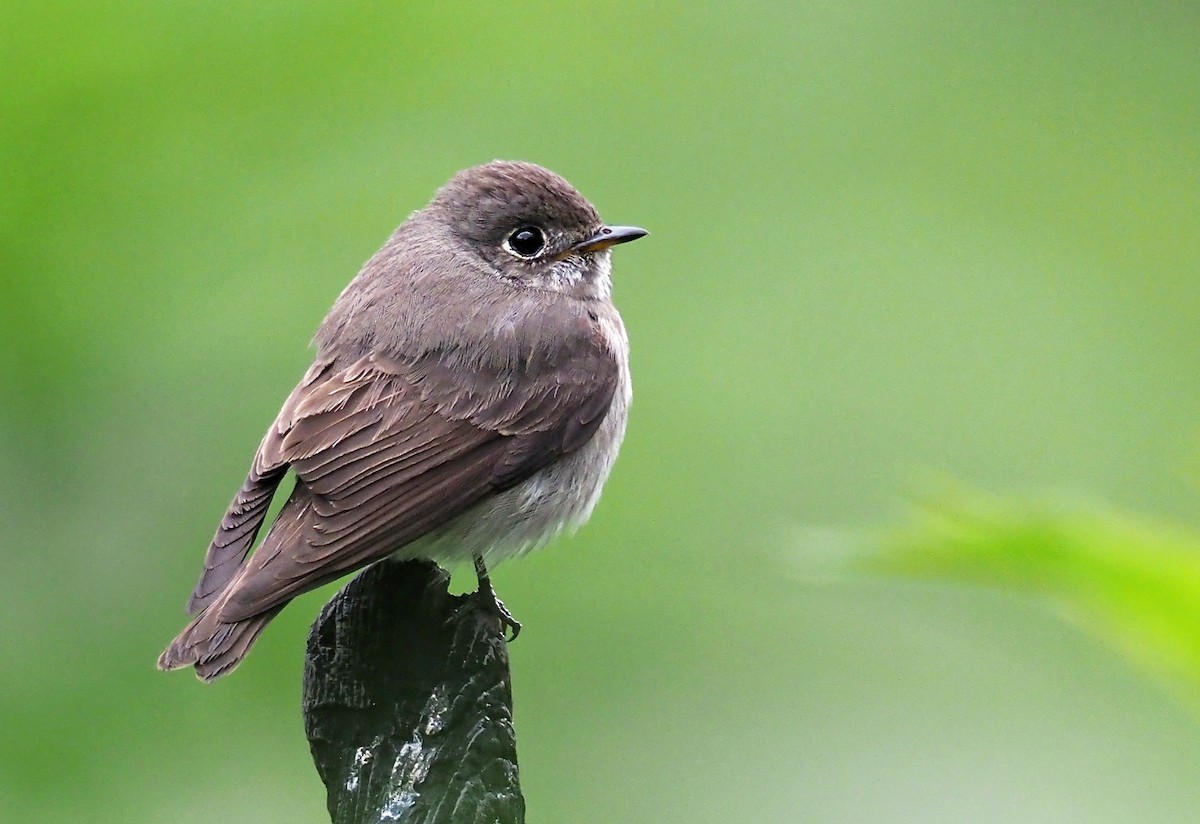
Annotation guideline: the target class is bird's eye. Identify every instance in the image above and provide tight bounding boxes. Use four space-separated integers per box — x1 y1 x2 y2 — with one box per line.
506 226 545 258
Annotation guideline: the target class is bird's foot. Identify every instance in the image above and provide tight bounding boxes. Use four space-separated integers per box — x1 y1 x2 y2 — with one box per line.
473 581 522 641
458 555 522 641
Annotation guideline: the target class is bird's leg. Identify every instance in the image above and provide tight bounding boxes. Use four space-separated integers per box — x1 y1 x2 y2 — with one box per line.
473 554 522 641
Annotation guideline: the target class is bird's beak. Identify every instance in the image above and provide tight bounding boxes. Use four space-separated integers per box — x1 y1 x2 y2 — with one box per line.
571 225 648 254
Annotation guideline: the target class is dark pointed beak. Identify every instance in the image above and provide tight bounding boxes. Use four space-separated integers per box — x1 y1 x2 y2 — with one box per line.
571 225 648 254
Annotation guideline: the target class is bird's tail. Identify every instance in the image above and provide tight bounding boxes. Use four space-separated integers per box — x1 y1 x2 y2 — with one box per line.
157 601 285 681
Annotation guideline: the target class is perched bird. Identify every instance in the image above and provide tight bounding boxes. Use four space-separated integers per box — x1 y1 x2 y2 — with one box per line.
158 161 645 680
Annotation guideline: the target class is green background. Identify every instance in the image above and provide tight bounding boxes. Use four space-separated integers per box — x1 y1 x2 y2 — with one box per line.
4 2 1200 821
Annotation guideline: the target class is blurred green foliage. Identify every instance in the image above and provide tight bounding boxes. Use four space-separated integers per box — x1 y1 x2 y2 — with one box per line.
3 1 1200 822
856 487 1200 718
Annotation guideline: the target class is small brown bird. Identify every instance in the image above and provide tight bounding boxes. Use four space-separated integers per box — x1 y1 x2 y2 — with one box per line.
158 161 645 680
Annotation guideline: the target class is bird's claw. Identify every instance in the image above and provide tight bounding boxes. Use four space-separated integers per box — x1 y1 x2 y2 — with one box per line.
469 554 521 641
475 586 522 641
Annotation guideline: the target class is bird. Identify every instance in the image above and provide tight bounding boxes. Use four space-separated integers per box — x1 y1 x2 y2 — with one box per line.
158 160 646 680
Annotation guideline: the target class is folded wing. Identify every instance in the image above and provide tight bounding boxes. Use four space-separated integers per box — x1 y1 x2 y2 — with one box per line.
211 329 617 622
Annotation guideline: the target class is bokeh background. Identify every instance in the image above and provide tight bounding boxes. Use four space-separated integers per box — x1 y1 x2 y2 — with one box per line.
4 2 1200 822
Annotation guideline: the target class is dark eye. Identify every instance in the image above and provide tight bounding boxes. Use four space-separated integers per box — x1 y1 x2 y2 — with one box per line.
506 226 545 258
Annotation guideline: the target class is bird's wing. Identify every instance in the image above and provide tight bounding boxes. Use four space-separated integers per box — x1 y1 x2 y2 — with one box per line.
214 330 618 622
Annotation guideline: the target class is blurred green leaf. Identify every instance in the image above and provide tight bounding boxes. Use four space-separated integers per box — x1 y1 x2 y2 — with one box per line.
860 487 1200 716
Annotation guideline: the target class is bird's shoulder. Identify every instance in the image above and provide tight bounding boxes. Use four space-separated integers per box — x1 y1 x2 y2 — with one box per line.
260 296 620 472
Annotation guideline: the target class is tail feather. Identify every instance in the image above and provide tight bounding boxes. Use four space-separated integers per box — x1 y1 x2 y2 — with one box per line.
165 488 311 679
158 601 286 681
186 461 286 615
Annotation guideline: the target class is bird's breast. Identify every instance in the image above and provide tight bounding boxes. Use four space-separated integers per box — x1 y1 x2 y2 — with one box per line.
400 309 630 565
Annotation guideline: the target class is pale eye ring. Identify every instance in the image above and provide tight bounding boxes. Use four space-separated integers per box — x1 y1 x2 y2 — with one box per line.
505 226 545 258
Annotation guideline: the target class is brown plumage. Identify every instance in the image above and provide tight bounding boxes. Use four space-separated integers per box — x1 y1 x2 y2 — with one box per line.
159 161 644 680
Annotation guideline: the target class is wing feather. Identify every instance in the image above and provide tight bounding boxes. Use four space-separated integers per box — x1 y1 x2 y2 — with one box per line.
213 321 618 622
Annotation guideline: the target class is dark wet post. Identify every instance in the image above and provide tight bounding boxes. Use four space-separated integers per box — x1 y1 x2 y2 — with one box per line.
301 560 525 824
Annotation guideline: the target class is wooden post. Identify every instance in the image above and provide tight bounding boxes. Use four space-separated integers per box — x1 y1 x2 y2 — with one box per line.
302 559 525 824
